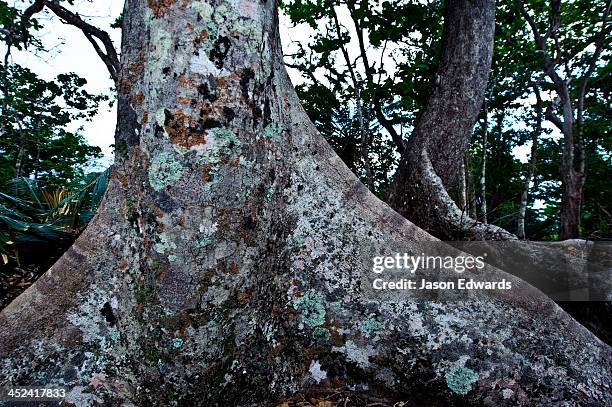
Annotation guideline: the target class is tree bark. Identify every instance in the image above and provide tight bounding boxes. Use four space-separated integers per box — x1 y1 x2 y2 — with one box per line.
0 0 609 405
466 152 477 218
386 0 515 240
559 170 585 239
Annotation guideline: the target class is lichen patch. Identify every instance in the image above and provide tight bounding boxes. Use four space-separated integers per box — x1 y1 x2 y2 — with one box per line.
148 152 184 191
148 0 177 18
445 363 479 395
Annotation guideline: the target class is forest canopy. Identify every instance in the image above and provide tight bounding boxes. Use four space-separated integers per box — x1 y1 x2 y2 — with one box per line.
281 0 611 241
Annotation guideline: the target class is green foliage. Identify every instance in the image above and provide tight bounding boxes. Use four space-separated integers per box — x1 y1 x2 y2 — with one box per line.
283 0 443 196
0 0 114 274
285 0 611 239
0 168 110 266
0 64 106 186
111 13 124 29
0 0 42 51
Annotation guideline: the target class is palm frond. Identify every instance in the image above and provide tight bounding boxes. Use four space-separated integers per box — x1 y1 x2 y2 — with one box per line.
0 167 111 266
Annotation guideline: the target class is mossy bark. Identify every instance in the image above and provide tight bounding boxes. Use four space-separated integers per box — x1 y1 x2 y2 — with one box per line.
0 1 610 406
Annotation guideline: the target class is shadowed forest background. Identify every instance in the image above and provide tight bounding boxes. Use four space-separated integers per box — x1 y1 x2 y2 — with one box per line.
0 0 610 328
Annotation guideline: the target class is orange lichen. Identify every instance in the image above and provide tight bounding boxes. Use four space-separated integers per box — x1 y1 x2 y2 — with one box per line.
193 30 209 47
155 266 170 282
116 173 128 187
131 91 145 106
178 74 194 89
202 167 212 182
151 205 165 220
148 0 177 17
229 262 239 274
119 52 145 94
164 109 208 148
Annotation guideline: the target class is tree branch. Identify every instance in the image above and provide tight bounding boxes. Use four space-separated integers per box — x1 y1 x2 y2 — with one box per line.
544 103 564 132
346 3 404 152
20 0 120 85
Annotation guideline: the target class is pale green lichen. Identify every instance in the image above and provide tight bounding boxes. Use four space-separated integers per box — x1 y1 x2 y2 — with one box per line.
149 27 173 67
149 153 183 191
172 338 184 349
313 326 331 340
362 317 381 337
445 364 479 395
212 127 241 154
108 329 120 342
293 289 326 327
197 235 214 248
239 156 253 169
184 2 216 51
263 123 283 138
198 127 241 166
332 340 376 368
154 232 177 255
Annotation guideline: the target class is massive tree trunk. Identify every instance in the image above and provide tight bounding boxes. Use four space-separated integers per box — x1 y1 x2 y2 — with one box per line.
387 0 515 240
0 0 610 405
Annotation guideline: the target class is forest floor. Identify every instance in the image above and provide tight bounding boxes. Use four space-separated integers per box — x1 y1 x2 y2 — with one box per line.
0 263 45 310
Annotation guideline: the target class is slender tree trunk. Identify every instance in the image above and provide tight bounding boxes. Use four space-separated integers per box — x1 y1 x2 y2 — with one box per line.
551 81 585 240
14 125 26 178
0 0 609 405
387 0 515 240
560 169 585 239
479 103 488 224
332 9 374 191
517 85 542 240
516 0 602 241
558 71 590 240
466 152 477 218
331 9 373 190
457 158 467 211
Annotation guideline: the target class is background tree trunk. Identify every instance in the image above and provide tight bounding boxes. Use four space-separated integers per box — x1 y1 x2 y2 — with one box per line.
479 103 488 224
458 159 467 211
387 0 515 240
517 85 542 240
516 0 607 240
0 0 609 405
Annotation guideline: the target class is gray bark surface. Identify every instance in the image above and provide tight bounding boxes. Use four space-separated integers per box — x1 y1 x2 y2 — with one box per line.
0 1 609 406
